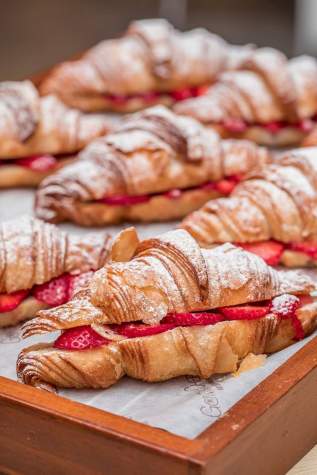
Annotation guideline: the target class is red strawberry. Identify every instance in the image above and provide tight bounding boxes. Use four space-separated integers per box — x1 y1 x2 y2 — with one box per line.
54 325 109 350
115 322 175 338
164 189 182 200
0 290 29 313
270 294 300 319
192 85 209 97
33 274 71 306
238 241 284 266
107 94 128 105
291 315 305 340
288 241 317 259
99 194 150 206
18 155 57 172
68 271 94 299
162 312 223 326
219 303 270 320
265 121 283 133
141 91 159 102
298 295 313 306
223 118 247 133
214 178 237 196
171 87 193 101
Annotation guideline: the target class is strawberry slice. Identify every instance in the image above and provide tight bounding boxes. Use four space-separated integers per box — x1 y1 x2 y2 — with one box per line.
162 312 224 326
298 295 313 306
214 178 237 196
17 155 57 172
115 322 175 338
223 118 247 133
219 303 270 320
291 315 305 340
164 189 182 200
0 290 29 313
288 241 317 259
238 241 284 266
171 87 193 101
68 271 94 299
99 194 150 206
265 121 284 133
269 294 300 319
192 85 209 97
33 274 71 306
54 325 109 350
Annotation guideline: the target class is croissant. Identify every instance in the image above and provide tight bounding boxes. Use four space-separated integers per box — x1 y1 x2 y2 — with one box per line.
181 146 317 267
34 105 270 226
0 216 111 327
302 124 317 147
39 18 254 113
0 81 114 188
18 229 317 390
174 48 317 147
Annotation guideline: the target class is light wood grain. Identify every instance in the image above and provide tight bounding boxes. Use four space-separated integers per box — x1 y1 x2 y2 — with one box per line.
288 445 317 475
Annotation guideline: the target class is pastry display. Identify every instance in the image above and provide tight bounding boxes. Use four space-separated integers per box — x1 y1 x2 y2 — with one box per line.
39 18 254 113
181 147 317 267
34 106 271 226
18 229 317 390
0 80 114 188
174 48 317 146
0 216 111 327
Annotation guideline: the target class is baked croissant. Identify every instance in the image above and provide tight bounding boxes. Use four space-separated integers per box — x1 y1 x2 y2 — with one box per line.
18 229 317 390
181 146 317 267
302 124 317 147
39 18 254 113
174 48 317 147
0 81 114 188
0 216 111 327
34 105 271 226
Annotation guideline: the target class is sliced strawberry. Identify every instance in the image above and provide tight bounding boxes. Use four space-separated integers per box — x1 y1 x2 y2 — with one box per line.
291 315 305 340
18 155 57 172
192 85 209 97
171 87 193 101
214 178 237 196
54 325 109 350
0 290 29 313
219 303 270 320
270 294 300 319
33 274 71 306
223 118 247 133
107 94 129 105
238 241 284 266
164 188 182 200
68 271 94 299
141 92 159 102
298 295 313 306
288 241 317 259
162 312 224 326
264 121 283 133
115 322 175 338
99 194 150 206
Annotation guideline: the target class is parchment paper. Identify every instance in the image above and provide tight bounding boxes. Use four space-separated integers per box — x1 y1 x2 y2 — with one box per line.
0 189 316 439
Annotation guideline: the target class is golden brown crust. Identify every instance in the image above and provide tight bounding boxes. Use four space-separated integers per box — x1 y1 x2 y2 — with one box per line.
22 229 315 337
174 50 317 146
17 300 317 390
0 216 112 294
181 148 317 257
34 106 270 225
39 19 253 112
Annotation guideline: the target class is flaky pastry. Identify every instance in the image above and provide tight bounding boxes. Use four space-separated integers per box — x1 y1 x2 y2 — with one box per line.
34 105 270 226
174 48 317 147
0 216 111 327
39 18 253 113
0 81 114 187
18 229 317 390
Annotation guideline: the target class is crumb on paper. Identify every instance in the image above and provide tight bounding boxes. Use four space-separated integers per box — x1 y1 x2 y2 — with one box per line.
234 353 267 377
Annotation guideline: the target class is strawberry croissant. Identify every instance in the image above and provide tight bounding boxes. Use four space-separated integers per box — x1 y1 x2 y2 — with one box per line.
174 48 317 147
34 105 270 226
18 228 317 390
0 81 114 188
181 147 317 267
0 216 111 327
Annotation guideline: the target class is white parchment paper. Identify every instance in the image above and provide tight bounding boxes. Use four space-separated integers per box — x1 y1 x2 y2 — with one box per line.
0 189 316 439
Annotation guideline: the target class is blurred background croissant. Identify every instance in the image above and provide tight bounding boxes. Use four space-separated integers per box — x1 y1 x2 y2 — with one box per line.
1 0 316 80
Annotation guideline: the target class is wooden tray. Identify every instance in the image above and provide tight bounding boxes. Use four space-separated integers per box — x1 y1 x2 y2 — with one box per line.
0 335 316 475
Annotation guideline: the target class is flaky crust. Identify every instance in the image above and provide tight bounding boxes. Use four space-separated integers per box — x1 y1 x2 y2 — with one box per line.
181 147 317 259
0 81 114 159
34 106 270 225
17 299 317 390
302 125 317 147
0 216 112 294
22 229 315 336
39 19 253 112
174 50 317 146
